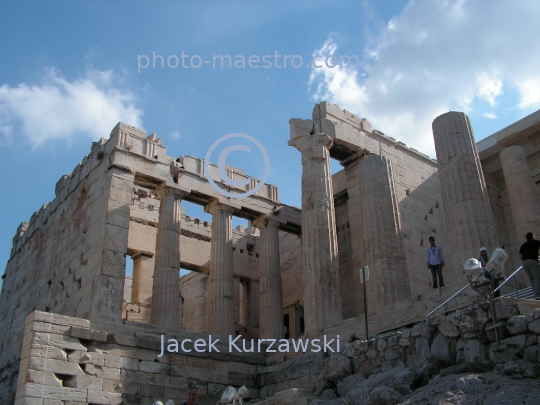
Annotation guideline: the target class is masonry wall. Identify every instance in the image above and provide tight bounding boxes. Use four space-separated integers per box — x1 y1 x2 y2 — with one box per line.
332 143 449 299
0 137 134 404
180 272 209 333
16 311 263 405
279 232 303 310
334 195 357 319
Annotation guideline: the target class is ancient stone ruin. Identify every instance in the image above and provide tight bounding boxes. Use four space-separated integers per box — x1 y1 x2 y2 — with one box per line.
0 102 539 404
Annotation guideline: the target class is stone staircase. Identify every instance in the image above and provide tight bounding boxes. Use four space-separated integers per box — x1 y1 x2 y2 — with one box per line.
251 388 316 405
503 286 537 300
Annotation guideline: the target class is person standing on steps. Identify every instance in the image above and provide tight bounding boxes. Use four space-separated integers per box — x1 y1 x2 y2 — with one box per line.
426 236 445 289
519 232 540 300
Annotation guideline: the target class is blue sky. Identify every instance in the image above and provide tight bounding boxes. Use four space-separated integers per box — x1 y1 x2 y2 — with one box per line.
1 0 539 275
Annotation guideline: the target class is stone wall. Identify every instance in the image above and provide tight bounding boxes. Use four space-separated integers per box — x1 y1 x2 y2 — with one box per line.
279 232 303 310
14 311 264 405
256 298 540 404
0 137 134 404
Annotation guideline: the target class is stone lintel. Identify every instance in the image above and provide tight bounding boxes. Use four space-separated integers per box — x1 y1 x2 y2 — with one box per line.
340 150 368 168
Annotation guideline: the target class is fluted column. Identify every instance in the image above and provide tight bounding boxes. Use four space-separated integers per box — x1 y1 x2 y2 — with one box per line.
432 112 498 274
254 215 285 339
500 145 540 239
205 199 240 335
289 122 343 335
358 155 411 308
151 184 190 327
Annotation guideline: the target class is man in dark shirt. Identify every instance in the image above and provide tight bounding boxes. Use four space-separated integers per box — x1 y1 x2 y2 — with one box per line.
519 232 540 300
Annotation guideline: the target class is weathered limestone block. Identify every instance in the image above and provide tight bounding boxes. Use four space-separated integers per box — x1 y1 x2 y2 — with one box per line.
457 308 488 334
528 319 540 334
151 183 190 327
254 215 285 340
494 301 518 320
462 339 486 363
289 124 343 334
430 333 453 365
323 354 352 383
506 315 528 335
70 327 107 342
500 145 540 239
437 318 459 338
205 199 240 335
432 112 498 275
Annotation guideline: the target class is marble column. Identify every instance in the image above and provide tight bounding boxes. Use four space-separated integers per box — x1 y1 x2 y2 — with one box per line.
358 155 411 308
432 112 498 274
289 121 343 335
205 199 240 335
254 214 285 339
131 252 154 307
150 184 190 327
500 145 540 240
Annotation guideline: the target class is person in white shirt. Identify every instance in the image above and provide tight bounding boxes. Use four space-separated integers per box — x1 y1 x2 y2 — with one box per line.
426 236 445 289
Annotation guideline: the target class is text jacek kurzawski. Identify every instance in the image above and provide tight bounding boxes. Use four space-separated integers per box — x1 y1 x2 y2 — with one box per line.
158 334 340 357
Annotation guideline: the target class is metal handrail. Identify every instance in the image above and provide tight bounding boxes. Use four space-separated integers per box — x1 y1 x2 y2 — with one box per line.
425 274 481 323
426 262 527 323
493 265 522 295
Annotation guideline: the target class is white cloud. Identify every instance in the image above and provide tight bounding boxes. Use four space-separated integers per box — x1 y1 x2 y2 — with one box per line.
309 0 540 157
516 74 540 109
483 112 497 119
171 130 181 140
0 68 143 147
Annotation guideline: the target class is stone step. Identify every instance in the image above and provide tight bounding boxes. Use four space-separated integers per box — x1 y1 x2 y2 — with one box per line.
503 287 536 300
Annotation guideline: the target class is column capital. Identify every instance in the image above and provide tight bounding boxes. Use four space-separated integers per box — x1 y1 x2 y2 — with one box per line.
500 144 527 164
252 214 286 230
288 133 333 156
154 182 191 200
204 198 241 215
131 250 154 260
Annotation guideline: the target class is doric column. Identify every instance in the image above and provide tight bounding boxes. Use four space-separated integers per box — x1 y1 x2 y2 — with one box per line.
205 199 240 335
500 145 540 240
150 183 190 327
131 252 154 307
357 155 410 308
289 120 343 335
254 214 285 339
432 112 498 275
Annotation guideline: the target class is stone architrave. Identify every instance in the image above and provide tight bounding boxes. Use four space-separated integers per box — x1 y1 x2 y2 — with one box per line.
500 145 540 240
289 119 343 335
432 112 498 275
150 183 190 327
254 214 286 340
357 154 411 308
205 199 241 335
